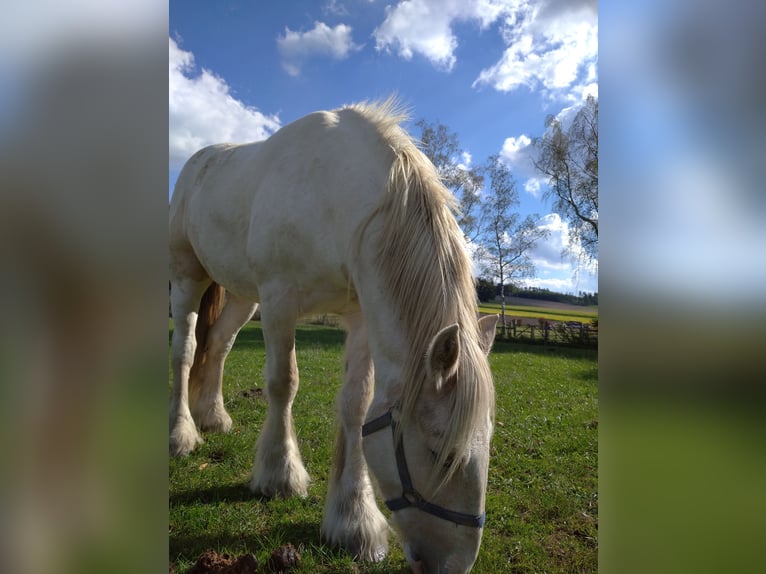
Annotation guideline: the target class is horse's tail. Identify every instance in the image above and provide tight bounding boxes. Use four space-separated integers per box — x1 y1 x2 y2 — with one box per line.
189 282 226 387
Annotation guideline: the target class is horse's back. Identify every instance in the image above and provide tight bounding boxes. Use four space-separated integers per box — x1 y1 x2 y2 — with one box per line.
170 108 396 310
169 143 259 293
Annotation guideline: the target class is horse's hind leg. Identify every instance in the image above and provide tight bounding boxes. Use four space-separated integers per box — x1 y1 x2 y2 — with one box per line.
322 313 388 561
169 277 209 456
190 296 258 433
249 297 310 498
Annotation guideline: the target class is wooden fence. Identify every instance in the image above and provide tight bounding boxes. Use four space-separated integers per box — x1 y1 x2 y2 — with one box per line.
497 317 598 347
251 310 597 347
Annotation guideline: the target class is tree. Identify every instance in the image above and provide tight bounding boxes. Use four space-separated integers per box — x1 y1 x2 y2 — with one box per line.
475 278 495 303
533 95 598 263
416 119 484 243
477 155 550 337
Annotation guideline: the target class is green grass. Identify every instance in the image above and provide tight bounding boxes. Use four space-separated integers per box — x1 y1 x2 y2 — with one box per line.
169 322 597 573
478 302 598 324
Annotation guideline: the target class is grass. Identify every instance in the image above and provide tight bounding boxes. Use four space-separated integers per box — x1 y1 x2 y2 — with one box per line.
169 322 598 573
478 301 598 325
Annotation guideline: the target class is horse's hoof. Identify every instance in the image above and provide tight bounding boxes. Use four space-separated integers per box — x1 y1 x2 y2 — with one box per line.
169 421 203 456
196 406 233 433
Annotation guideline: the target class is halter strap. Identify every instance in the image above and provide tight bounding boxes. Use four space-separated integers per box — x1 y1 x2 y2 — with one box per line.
361 410 393 436
362 409 486 528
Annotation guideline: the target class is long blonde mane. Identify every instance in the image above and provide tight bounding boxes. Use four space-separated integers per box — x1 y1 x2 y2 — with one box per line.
347 99 495 490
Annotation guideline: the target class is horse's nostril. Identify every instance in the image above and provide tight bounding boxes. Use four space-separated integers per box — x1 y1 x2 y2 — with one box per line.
410 559 425 574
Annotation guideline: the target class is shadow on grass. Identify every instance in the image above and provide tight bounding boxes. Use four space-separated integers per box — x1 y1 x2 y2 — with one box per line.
294 325 346 348
170 518 413 574
170 487 327 564
169 322 346 350
169 520 323 563
170 482 255 506
577 365 599 383
491 339 598 359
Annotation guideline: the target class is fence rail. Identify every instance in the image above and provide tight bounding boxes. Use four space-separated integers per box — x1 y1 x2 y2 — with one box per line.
497 317 598 347
262 312 598 347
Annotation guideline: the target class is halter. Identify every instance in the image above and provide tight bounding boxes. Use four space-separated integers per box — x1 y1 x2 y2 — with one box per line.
361 409 486 528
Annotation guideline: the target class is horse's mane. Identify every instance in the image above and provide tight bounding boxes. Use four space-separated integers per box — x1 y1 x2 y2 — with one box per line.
346 98 495 491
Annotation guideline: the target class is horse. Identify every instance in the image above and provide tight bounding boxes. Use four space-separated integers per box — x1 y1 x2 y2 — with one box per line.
169 99 499 574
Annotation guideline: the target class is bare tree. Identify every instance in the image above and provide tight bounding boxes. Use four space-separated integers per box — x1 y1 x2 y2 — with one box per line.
416 119 484 243
477 155 550 337
533 95 598 263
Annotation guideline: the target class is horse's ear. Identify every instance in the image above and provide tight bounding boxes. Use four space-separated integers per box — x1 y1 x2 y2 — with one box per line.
426 323 461 391
478 315 499 356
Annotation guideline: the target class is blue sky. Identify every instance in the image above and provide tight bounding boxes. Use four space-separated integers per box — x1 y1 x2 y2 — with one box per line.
169 0 598 295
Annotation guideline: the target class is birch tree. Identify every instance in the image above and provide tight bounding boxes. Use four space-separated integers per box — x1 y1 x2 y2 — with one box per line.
533 95 598 262
478 155 549 337
416 119 484 243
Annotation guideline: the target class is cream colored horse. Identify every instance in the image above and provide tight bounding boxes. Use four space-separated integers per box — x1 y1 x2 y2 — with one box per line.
169 100 498 573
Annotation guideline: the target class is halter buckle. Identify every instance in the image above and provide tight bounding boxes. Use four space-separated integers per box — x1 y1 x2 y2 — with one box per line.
403 489 425 507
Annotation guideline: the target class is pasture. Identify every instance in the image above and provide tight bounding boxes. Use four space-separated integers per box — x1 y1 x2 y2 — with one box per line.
477 301 598 326
169 321 598 573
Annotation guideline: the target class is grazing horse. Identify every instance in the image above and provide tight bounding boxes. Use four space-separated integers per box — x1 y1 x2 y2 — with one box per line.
169 99 498 573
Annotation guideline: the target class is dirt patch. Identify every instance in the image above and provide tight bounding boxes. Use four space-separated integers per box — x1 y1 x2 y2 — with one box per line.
268 544 301 572
188 550 259 574
237 387 264 399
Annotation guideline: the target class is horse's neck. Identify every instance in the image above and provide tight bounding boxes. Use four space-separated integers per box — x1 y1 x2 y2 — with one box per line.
347 246 410 411
360 292 410 406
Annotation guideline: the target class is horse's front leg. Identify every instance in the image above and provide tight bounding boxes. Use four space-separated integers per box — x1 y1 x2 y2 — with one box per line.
322 314 389 561
249 302 310 498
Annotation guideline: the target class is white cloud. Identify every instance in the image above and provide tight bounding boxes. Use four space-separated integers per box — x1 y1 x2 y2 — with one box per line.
373 0 503 71
373 1 597 99
500 133 532 165
169 37 280 170
524 177 543 198
374 1 457 70
501 133 531 155
277 21 362 77
471 211 597 293
496 78 597 198
524 213 598 293
530 213 569 265
472 0 597 100
525 270 597 295
498 133 541 189
323 0 349 17
566 79 598 105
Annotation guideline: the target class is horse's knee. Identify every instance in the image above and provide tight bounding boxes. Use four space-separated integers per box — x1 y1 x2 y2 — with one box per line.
265 359 299 404
338 366 374 429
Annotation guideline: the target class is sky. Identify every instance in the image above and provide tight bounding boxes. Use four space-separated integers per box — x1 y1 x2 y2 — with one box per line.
169 0 598 295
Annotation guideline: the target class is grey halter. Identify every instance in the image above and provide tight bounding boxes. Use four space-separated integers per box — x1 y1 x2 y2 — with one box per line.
361 409 486 528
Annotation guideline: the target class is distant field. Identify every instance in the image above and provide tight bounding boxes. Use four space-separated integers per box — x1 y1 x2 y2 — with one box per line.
478 299 598 324
303 298 598 328
169 322 598 573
